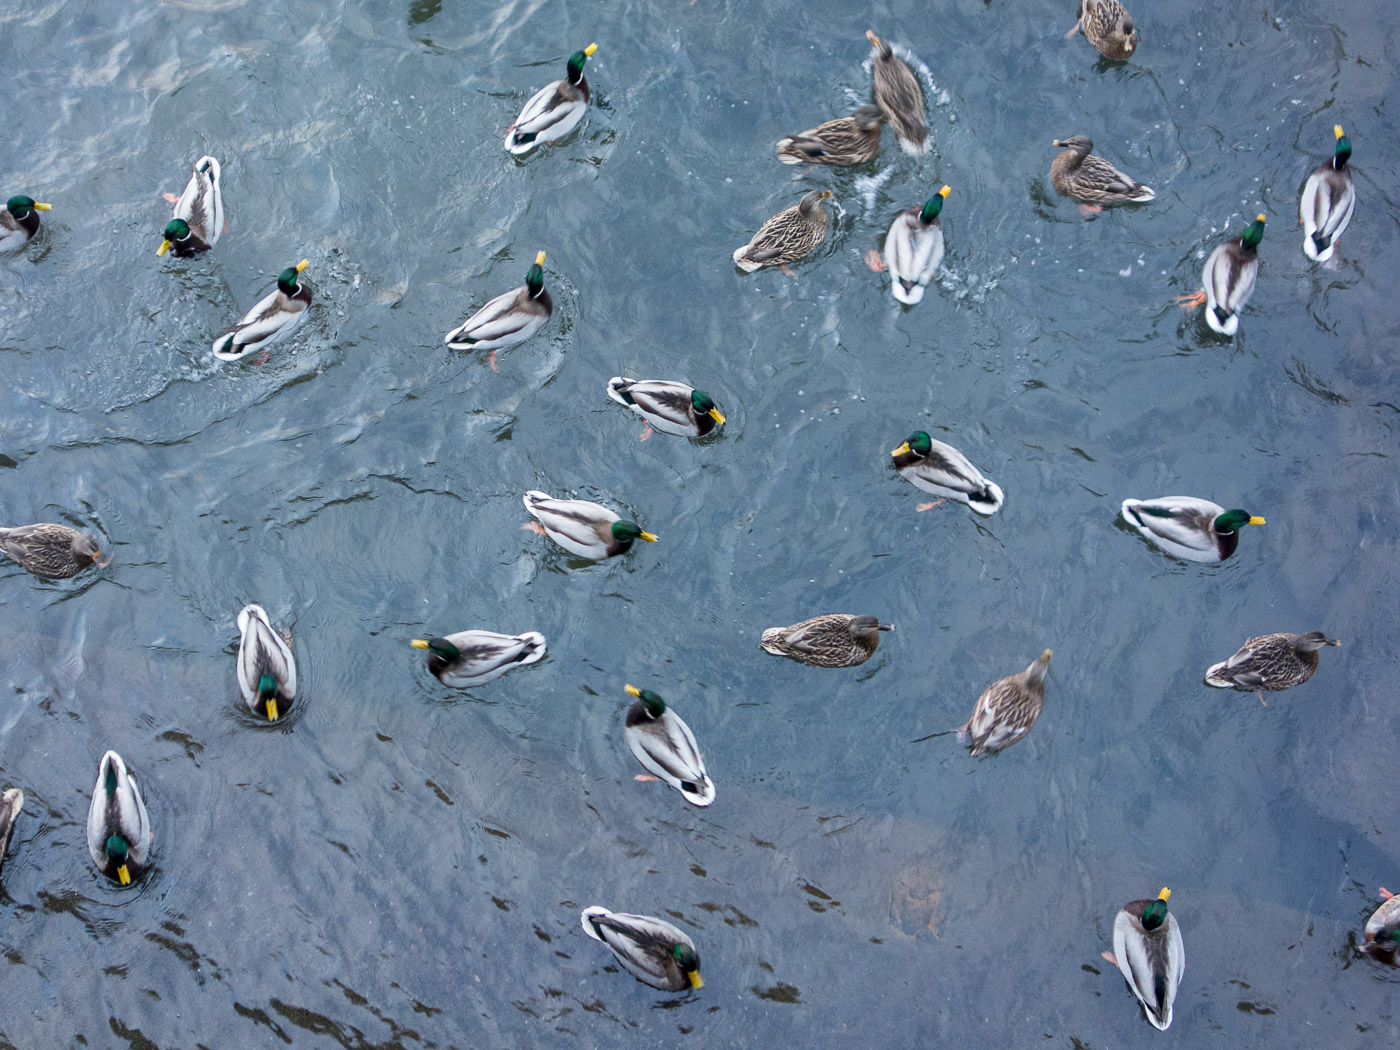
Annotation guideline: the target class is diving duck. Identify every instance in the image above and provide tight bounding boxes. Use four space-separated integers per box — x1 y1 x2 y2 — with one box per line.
0 522 106 578
891 431 1004 514
505 43 598 154
411 630 546 687
1120 497 1264 563
1050 137 1155 208
1105 888 1185 1030
1300 125 1354 263
581 907 704 991
1364 888 1400 965
1065 0 1139 60
623 684 714 807
86 751 153 886
445 251 551 352
1205 631 1339 702
157 156 223 257
866 31 928 155
235 604 296 722
212 260 312 361
776 105 884 166
883 187 949 305
606 377 726 438
761 613 894 668
0 195 51 252
0 788 21 878
958 649 1051 755
522 491 657 560
733 190 832 272
1177 214 1265 336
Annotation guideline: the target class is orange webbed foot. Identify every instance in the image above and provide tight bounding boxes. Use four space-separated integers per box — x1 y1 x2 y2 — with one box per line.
487 350 499 372
633 774 660 783
1077 203 1103 219
1176 290 1207 310
521 521 548 536
639 423 655 442
916 500 946 512
1101 951 1118 966
162 192 180 204
1380 887 1395 900
865 249 888 273
779 264 798 280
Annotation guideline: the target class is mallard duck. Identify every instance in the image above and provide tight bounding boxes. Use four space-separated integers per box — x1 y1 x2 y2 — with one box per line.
866 31 928 155
761 614 894 668
890 431 1004 514
235 604 295 721
606 377 726 438
1065 0 1139 60
1205 631 1339 702
505 43 598 154
157 156 222 257
1106 888 1185 1030
1120 497 1264 563
410 630 546 687
0 522 106 578
1050 137 1154 207
1176 215 1265 336
1364 888 1400 964
86 751 152 886
776 105 884 166
623 684 714 806
212 260 312 361
883 187 949 305
445 251 551 352
522 490 657 560
958 649 1051 755
0 195 51 252
581 907 703 991
733 190 832 272
1301 125 1354 263
0 788 22 878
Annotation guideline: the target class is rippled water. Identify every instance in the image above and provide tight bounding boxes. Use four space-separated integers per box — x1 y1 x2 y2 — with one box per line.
2 0 1399 1045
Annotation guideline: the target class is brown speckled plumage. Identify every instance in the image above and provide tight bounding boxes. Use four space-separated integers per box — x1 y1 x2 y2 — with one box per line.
1067 0 1139 60
0 523 104 578
959 650 1052 755
1050 136 1155 205
1205 631 1339 694
776 106 884 166
761 613 894 668
733 190 832 272
866 31 928 155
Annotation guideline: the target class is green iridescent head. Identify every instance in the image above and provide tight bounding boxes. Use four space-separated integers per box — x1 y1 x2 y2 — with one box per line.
411 637 461 660
611 520 658 544
1140 888 1171 931
919 185 951 224
1214 509 1265 534
566 42 598 83
277 259 310 294
163 218 191 243
896 431 933 458
1333 124 1352 168
1240 214 1266 250
674 942 702 987
6 195 49 218
625 684 666 717
105 834 130 864
526 250 546 296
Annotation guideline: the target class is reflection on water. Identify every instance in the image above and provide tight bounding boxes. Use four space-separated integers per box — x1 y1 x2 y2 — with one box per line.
2 0 1399 1046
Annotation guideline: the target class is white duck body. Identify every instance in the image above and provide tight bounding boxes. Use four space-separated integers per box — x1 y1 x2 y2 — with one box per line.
623 686 715 806
86 751 153 885
580 907 703 991
444 251 551 352
235 603 297 721
212 261 312 361
1300 126 1354 263
884 187 949 305
522 490 655 560
412 630 546 687
1112 892 1185 1031
891 432 1004 515
1199 215 1264 336
165 155 223 254
606 377 726 438
1120 496 1263 563
505 44 597 155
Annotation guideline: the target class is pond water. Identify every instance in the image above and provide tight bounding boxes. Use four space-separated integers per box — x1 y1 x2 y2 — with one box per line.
2 0 1398 1046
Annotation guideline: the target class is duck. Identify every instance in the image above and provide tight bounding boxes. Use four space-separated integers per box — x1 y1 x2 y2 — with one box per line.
1176 214 1265 336
866 31 928 155
1364 888 1400 965
445 251 551 352
883 187 950 305
157 156 223 257
623 684 714 807
958 649 1051 755
1065 0 1139 60
522 490 657 560
0 195 51 252
606 377 726 438
0 522 107 578
1205 631 1339 702
581 907 703 991
212 260 312 361
505 43 598 154
86 751 153 886
235 604 296 722
890 431 1004 514
0 788 22 879
733 190 832 273
1049 137 1154 208
761 613 894 668
1120 497 1264 563
1105 888 1185 1030
1300 125 1354 263
776 105 884 166
410 630 546 687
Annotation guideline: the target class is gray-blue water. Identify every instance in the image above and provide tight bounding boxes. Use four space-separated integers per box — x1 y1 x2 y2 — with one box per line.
2 0 1399 1045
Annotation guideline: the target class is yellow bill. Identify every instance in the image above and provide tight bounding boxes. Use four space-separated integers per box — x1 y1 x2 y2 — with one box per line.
118 864 131 885
534 250 546 266
157 240 171 256
687 971 704 989
411 639 430 649
1248 516 1266 525
639 531 659 542
891 442 911 456
1255 214 1266 224
708 407 726 425
583 43 598 56
266 697 279 721
34 202 51 211
1334 124 1345 139
1158 887 1171 901
295 259 310 272
939 185 951 198
625 684 642 698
